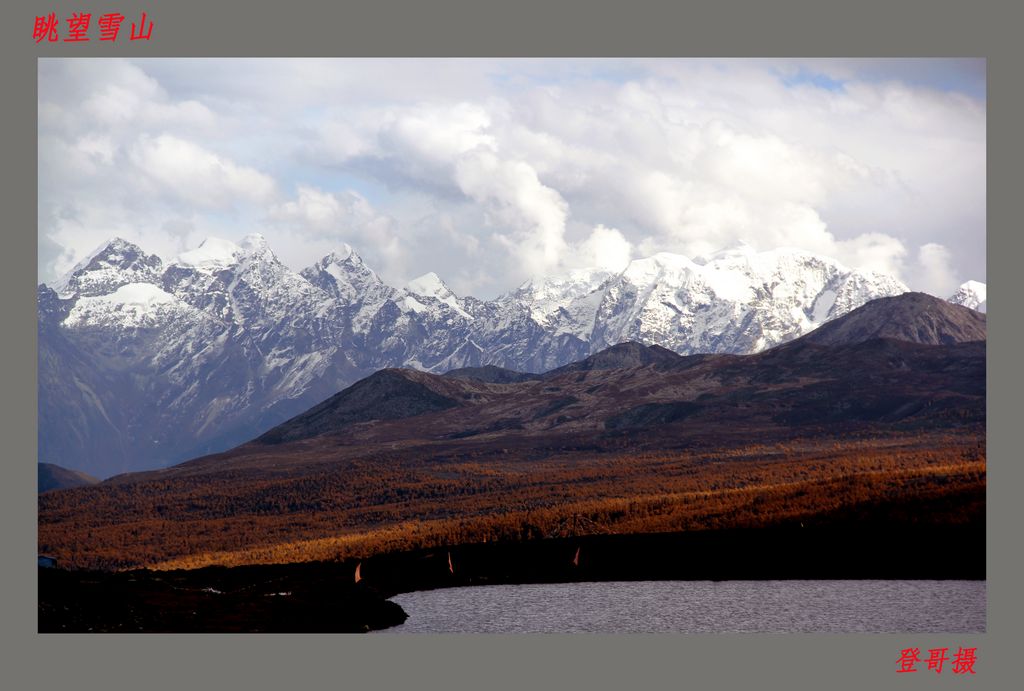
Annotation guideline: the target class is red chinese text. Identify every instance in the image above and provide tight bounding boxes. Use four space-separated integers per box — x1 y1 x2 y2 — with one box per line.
98 13 126 42
33 11 152 43
64 13 91 43
898 646 978 675
33 13 59 43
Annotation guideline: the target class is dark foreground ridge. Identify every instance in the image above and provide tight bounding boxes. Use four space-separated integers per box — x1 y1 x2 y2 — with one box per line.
38 563 408 634
40 498 983 633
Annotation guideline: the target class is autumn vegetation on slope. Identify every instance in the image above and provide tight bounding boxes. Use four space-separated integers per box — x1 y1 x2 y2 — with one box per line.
38 431 984 571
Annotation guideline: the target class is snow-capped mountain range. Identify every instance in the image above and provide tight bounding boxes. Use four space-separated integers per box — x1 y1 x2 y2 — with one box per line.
38 234 985 477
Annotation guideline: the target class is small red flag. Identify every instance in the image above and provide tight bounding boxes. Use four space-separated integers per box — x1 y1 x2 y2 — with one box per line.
448 551 454 574
572 546 580 566
354 562 362 583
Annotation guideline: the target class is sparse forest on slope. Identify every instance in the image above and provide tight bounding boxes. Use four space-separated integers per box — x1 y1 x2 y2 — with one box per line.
38 433 984 571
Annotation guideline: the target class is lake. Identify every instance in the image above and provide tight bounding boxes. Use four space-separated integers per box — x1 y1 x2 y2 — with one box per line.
379 580 986 634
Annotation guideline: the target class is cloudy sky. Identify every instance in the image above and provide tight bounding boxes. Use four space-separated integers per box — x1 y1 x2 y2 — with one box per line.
38 58 985 299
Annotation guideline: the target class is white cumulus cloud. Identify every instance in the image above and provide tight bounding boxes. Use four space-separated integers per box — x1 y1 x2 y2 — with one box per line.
38 58 985 299
130 134 277 209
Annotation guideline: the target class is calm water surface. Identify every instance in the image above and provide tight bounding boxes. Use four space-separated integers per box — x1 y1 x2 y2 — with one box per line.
380 580 986 634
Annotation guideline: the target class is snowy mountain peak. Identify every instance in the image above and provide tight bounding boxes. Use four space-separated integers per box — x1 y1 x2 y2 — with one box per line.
240 233 273 256
99 236 143 255
174 237 245 271
297 250 392 336
173 234 277 271
303 246 387 297
323 244 372 270
517 267 613 298
54 237 163 298
620 252 699 288
405 272 455 299
403 272 472 319
58 236 139 272
710 240 756 256
510 267 614 331
949 280 987 313
329 244 362 264
235 233 276 264
627 251 698 274
692 241 760 265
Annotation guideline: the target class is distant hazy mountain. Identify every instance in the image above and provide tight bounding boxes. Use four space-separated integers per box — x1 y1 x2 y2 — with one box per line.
38 235 982 477
442 365 541 384
38 463 99 493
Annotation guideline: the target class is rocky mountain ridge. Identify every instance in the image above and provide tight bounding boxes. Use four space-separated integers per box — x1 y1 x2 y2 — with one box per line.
39 234 985 477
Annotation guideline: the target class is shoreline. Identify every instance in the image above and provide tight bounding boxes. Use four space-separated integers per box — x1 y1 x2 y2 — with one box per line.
39 517 984 633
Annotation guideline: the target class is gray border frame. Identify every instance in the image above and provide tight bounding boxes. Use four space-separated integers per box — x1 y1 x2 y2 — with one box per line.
3 1 1018 689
